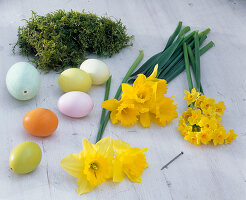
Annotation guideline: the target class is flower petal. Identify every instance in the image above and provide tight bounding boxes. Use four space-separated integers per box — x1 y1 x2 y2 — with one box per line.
121 83 136 99
113 139 131 151
101 99 120 111
112 158 125 182
60 153 83 177
82 138 96 156
77 174 96 195
148 64 158 80
139 112 151 127
133 74 146 88
110 110 119 124
95 137 114 158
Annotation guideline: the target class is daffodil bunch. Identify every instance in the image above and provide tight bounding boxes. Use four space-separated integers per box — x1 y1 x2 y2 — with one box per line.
179 34 237 146
101 65 178 127
60 137 148 195
179 89 237 145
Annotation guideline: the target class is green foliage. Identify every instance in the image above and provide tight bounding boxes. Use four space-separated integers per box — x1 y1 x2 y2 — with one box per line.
14 10 133 72
128 22 214 85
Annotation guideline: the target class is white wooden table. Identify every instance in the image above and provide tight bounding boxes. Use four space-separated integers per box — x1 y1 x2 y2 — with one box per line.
0 0 246 199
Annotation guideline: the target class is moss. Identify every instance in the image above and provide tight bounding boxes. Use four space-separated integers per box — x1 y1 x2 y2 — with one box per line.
14 10 133 72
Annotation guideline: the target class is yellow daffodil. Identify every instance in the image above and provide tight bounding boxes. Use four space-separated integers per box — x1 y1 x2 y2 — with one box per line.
182 107 193 121
61 137 149 195
150 96 178 126
184 132 200 145
143 64 168 100
194 95 206 108
60 137 114 195
212 127 227 146
184 88 200 105
121 83 152 105
112 139 148 183
215 101 226 116
200 97 215 112
115 100 140 126
225 129 237 144
101 64 177 128
179 89 236 146
178 119 192 136
101 99 140 126
188 109 202 125
196 128 212 144
178 118 186 131
198 116 217 130
139 111 151 127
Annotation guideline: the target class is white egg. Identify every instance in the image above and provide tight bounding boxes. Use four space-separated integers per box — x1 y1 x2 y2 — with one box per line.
80 59 110 85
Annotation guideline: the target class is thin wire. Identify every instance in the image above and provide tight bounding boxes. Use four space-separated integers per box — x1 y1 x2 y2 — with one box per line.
161 152 184 170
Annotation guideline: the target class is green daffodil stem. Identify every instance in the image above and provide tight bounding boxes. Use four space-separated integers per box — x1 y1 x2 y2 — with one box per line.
187 46 204 94
194 32 201 92
183 42 193 91
114 50 144 100
96 51 144 142
99 76 112 127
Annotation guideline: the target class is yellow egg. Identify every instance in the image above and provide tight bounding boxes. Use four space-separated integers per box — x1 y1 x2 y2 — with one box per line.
9 142 42 174
58 68 92 93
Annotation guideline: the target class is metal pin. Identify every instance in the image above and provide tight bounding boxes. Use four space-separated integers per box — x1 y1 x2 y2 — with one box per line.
161 152 184 170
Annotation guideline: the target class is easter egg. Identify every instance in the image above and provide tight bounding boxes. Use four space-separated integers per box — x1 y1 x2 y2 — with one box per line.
9 142 42 174
23 108 58 137
6 62 40 100
58 68 92 93
80 59 110 85
57 91 94 118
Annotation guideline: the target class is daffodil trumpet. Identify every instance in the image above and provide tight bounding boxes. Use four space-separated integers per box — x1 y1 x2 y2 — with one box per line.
60 137 148 195
179 37 237 146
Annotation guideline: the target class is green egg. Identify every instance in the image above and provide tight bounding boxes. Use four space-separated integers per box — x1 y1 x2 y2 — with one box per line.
9 142 42 174
6 62 40 100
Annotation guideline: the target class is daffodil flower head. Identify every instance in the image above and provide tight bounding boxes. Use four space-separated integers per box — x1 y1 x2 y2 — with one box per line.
212 127 227 146
188 109 202 125
184 131 200 145
194 95 206 108
150 96 178 126
121 82 153 104
112 139 148 183
182 107 193 121
225 129 238 144
115 100 140 126
196 128 212 144
60 137 114 195
200 97 215 112
184 88 200 105
198 116 217 130
215 101 226 116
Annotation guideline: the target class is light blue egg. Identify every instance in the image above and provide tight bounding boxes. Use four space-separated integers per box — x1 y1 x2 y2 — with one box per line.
6 62 40 100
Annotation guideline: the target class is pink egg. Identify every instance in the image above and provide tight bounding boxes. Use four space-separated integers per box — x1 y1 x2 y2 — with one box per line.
57 91 94 118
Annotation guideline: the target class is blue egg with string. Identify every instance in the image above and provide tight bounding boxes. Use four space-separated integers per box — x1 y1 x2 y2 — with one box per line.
6 62 40 100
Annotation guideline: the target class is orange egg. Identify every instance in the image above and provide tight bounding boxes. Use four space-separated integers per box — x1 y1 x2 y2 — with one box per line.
23 108 58 137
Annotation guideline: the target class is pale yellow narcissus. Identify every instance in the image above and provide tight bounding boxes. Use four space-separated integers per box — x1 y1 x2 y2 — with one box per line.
60 137 149 195
112 139 148 183
60 137 114 195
